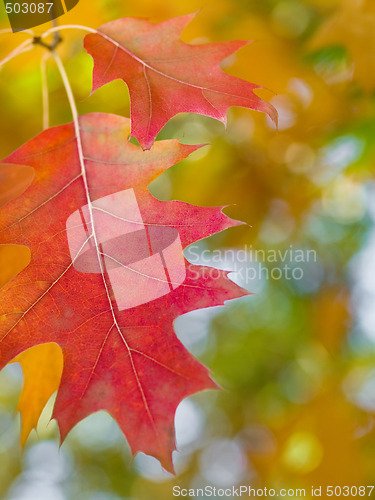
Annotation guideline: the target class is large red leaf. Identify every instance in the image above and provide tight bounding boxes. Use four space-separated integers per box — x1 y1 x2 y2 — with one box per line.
0 113 248 472
84 14 277 150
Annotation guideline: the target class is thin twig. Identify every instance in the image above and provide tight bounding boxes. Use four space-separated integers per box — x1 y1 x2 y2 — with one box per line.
41 24 97 39
50 50 117 319
33 14 62 52
50 52 81 149
40 53 50 130
0 38 33 70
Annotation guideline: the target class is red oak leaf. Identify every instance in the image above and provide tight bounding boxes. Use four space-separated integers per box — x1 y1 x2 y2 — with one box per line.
0 113 248 472
83 14 277 150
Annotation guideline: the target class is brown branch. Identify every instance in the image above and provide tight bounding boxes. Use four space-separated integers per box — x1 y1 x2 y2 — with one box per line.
33 17 62 51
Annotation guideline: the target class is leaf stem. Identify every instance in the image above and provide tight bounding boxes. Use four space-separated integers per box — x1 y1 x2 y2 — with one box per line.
0 38 33 70
50 51 82 163
34 18 62 51
40 53 50 130
41 24 97 39
51 50 122 333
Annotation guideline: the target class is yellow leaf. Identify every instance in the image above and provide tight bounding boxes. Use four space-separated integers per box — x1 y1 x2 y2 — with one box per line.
13 343 63 447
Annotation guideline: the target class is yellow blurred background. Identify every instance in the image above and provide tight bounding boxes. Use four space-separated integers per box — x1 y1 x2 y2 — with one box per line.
1 0 375 498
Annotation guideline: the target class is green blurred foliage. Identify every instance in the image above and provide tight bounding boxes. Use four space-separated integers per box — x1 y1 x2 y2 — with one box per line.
1 0 375 498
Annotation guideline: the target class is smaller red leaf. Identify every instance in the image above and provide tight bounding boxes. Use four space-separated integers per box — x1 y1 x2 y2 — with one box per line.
84 13 277 150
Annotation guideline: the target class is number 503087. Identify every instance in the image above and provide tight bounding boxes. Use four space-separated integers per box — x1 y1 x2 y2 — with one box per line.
326 486 374 496
5 3 54 14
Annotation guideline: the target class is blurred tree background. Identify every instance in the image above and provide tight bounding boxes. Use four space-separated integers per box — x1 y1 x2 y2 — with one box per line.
1 0 375 498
